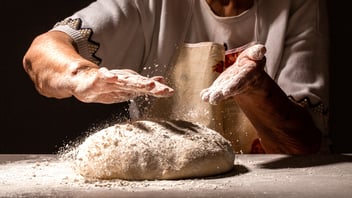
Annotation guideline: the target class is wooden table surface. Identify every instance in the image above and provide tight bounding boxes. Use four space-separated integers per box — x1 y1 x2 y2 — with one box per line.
0 154 351 198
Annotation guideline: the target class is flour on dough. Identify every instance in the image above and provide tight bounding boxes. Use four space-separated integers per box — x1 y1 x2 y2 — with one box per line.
73 119 235 180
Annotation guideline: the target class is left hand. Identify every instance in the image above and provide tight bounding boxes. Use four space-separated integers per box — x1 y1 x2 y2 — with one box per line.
200 44 267 105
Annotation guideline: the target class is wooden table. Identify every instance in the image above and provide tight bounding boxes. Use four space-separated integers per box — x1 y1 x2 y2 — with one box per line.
0 154 351 197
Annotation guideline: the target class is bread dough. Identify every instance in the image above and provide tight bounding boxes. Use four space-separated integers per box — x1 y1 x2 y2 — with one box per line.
73 119 235 180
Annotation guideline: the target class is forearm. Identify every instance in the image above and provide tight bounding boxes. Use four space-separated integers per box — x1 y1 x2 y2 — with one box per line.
234 72 322 154
22 31 98 99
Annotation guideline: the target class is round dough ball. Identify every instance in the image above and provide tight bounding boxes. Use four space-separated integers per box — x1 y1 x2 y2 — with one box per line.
74 119 235 180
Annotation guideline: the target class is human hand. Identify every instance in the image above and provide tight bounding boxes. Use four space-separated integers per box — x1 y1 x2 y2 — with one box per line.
72 67 174 104
200 44 266 105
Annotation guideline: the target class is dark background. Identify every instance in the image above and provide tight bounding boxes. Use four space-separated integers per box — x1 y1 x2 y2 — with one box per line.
1 1 351 154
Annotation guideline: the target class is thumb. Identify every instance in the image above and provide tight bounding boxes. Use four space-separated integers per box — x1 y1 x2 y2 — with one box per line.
238 44 266 61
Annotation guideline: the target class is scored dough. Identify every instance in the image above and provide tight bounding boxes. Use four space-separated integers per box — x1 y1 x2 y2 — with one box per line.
73 119 235 180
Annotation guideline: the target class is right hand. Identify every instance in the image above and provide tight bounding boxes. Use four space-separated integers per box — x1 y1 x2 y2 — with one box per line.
71 67 174 104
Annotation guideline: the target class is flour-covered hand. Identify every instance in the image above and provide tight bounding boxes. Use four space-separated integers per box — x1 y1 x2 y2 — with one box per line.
72 67 174 104
200 44 266 105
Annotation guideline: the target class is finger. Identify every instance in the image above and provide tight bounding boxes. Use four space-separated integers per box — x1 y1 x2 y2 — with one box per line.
200 88 211 102
237 44 266 62
101 69 174 97
149 83 174 97
208 90 224 105
102 75 174 97
151 76 167 84
206 84 226 104
247 44 266 60
110 69 139 75
116 76 157 91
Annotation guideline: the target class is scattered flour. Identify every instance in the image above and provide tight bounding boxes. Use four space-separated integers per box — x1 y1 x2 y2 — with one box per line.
0 119 238 197
0 154 238 197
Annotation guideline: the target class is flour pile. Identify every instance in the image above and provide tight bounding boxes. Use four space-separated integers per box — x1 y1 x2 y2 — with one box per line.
70 119 235 180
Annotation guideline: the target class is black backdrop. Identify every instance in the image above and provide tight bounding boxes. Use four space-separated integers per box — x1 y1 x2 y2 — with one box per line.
2 1 351 154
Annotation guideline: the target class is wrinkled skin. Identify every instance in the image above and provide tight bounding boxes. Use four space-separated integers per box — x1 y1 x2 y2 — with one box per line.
201 44 266 104
200 44 322 154
69 67 174 104
23 31 173 104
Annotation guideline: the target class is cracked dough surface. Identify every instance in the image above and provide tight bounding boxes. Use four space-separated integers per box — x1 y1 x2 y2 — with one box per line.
74 119 235 180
